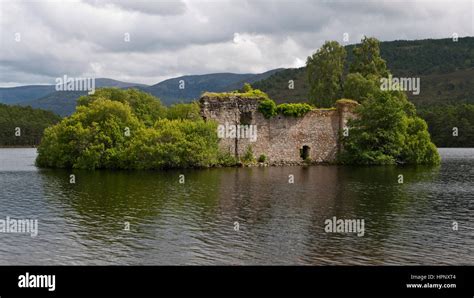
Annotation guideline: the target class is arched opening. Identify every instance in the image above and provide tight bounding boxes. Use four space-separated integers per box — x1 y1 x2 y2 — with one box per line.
300 145 310 160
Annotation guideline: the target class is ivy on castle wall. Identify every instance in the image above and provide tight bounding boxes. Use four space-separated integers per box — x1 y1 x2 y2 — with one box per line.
258 97 314 118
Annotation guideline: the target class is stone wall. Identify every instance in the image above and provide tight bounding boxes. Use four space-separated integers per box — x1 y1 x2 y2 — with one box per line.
200 94 358 164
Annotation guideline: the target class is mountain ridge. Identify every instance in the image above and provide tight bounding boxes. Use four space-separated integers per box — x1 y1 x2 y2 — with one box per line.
0 71 282 115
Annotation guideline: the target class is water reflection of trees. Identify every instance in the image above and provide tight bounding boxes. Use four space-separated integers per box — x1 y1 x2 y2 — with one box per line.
212 165 439 264
37 164 440 264
302 165 440 264
38 169 222 243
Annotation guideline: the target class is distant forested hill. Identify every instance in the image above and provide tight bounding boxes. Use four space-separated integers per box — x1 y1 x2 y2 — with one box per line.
251 37 474 147
0 79 148 116
143 69 281 105
0 104 61 146
0 71 281 115
20 91 88 116
0 85 56 104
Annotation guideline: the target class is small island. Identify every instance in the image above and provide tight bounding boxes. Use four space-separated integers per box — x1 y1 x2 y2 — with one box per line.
35 37 440 170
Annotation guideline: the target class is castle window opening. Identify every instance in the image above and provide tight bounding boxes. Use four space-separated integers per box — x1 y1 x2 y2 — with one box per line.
300 145 310 160
240 111 252 125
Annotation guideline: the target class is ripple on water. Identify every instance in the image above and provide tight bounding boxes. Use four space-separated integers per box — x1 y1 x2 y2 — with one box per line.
0 148 473 265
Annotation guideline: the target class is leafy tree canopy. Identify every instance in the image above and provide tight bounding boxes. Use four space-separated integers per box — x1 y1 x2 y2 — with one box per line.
338 37 440 165
349 36 390 79
37 89 223 170
307 41 346 107
77 88 167 127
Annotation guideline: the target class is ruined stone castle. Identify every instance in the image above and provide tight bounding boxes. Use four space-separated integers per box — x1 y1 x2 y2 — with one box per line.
200 94 358 164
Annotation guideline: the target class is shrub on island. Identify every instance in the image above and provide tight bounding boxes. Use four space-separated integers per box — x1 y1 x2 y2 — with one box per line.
36 88 223 170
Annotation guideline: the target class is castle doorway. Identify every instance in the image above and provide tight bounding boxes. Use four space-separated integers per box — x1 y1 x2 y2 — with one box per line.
300 145 310 160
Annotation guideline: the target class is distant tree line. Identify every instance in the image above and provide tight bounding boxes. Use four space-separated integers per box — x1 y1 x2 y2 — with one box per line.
0 103 61 147
418 104 474 147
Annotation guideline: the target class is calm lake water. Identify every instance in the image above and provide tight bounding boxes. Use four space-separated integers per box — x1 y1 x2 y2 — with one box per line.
0 148 472 265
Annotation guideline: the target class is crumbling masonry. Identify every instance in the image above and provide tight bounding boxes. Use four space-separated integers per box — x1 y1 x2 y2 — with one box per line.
200 94 358 164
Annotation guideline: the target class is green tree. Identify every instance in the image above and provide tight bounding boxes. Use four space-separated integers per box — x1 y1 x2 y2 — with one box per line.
121 119 219 169
343 72 381 103
37 88 225 170
166 102 201 120
77 88 167 127
307 41 346 107
344 37 391 103
400 117 440 164
339 92 407 165
339 92 440 165
349 36 389 79
340 36 439 165
36 99 143 169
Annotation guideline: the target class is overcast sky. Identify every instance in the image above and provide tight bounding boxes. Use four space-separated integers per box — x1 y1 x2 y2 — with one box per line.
0 0 472 87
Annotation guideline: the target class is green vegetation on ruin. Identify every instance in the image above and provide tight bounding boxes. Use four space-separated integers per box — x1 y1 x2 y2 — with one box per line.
257 97 314 118
202 83 315 119
257 98 277 118
336 99 359 105
276 103 314 117
202 83 270 100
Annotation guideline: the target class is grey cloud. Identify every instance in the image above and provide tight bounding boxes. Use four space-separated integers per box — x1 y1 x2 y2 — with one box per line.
0 0 472 86
83 0 187 16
